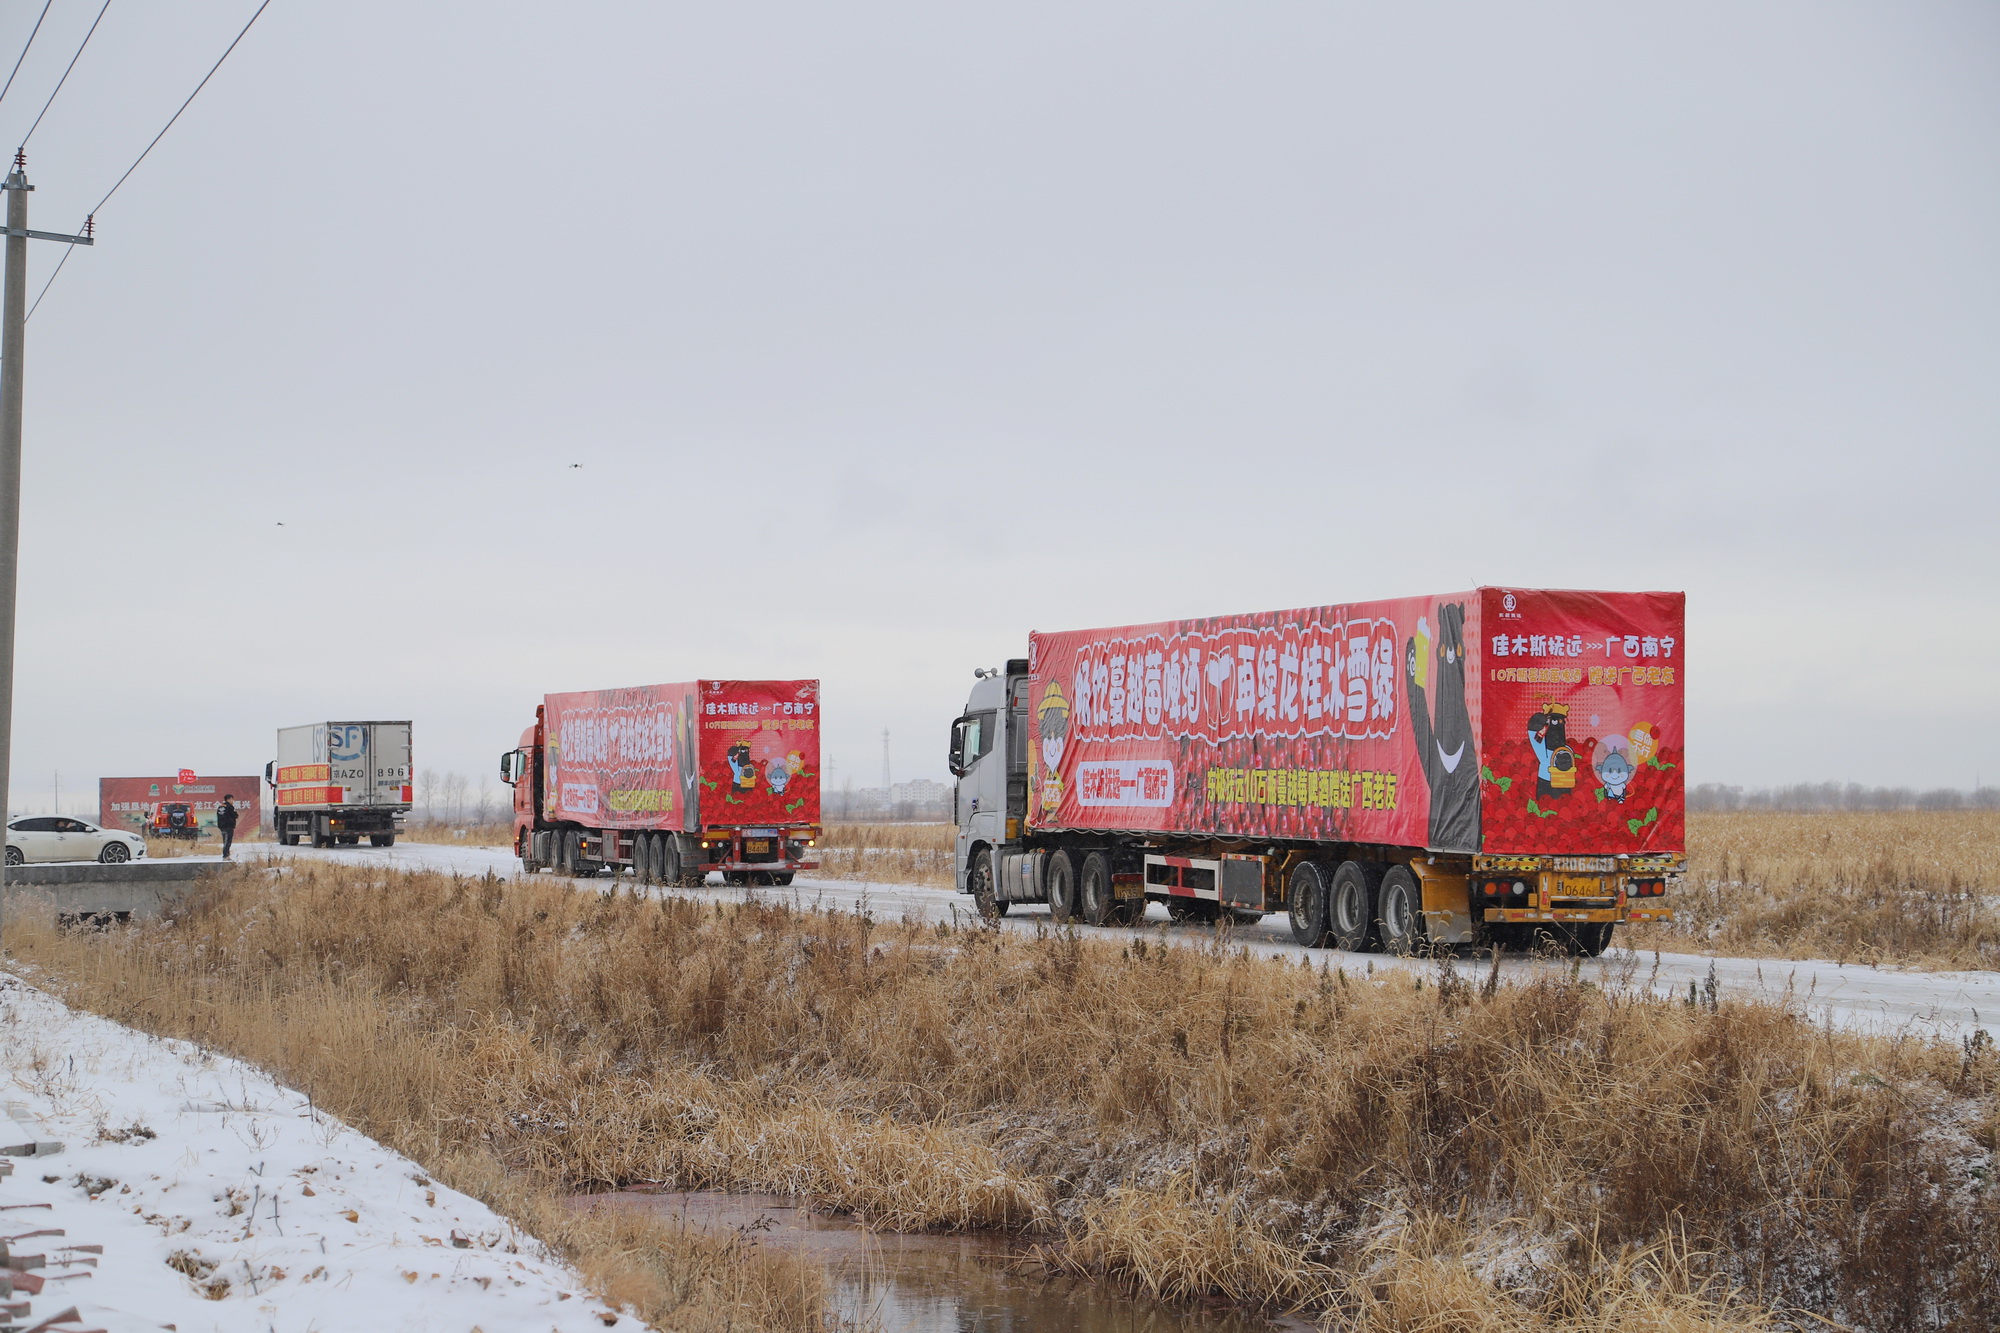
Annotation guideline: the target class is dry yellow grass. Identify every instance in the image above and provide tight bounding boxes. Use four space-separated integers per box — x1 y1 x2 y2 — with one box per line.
8 859 1998 1331
813 822 953 886
1627 811 2000 969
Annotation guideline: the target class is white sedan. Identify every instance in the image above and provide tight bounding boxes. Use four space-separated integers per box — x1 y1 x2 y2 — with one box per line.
6 816 149 865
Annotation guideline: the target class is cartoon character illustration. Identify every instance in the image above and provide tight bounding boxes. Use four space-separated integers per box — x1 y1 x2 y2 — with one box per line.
1035 681 1071 809
1037 681 1070 772
1593 734 1634 802
1407 601 1481 852
786 751 806 776
1528 703 1577 799
726 742 757 792
766 757 791 795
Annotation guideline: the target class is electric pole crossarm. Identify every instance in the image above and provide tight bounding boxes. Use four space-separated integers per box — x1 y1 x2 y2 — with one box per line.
0 227 89 245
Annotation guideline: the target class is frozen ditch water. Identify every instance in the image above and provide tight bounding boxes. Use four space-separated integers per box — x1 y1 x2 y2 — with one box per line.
579 1190 1311 1333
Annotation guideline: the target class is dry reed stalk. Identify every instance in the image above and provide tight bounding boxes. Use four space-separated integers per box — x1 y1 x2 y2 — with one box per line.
7 860 1998 1331
1625 811 2000 969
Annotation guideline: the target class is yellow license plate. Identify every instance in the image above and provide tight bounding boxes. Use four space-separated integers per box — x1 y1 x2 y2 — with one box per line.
1560 875 1604 896
745 839 773 853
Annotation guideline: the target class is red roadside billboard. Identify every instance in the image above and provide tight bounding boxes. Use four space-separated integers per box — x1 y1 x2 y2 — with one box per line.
99 776 263 835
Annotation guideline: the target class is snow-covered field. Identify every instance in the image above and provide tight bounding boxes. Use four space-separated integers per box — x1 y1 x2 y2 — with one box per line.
0 973 626 1333
262 841 2000 1043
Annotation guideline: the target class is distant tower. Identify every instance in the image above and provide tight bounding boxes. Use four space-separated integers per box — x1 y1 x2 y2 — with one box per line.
881 728 892 790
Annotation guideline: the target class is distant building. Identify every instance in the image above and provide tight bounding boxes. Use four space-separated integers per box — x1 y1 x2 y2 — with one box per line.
825 779 952 822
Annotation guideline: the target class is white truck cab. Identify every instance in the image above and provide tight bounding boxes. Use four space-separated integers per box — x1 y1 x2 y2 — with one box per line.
947 659 1029 898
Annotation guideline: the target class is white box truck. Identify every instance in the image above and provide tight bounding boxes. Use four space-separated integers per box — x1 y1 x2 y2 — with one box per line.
266 721 413 847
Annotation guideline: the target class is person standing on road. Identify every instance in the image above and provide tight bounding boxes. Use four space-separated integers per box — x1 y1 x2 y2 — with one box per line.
216 795 239 860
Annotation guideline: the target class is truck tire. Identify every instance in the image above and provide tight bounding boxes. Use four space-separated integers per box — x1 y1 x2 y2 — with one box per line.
370 834 394 848
1079 852 1115 926
968 848 1006 920
661 837 685 887
1287 861 1330 948
280 833 299 847
771 872 794 886
519 831 541 874
1045 850 1079 924
561 829 580 876
1376 865 1424 955
633 832 653 884
1328 860 1382 953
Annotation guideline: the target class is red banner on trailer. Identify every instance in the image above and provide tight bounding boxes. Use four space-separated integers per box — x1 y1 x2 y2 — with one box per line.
542 680 820 832
544 683 701 831
1026 588 1682 856
694 680 821 827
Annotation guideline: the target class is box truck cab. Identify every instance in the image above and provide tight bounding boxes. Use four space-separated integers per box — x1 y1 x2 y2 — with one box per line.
502 680 821 886
951 588 1683 955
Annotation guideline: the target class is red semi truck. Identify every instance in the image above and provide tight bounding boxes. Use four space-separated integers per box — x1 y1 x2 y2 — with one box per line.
501 680 821 885
949 588 1682 954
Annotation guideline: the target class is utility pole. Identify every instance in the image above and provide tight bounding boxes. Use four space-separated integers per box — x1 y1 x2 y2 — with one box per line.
880 728 891 791
0 153 95 943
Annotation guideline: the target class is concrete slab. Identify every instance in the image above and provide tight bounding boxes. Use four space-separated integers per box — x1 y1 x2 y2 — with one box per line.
3 859 227 917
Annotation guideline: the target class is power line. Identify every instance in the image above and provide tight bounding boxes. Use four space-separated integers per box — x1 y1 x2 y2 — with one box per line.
26 0 275 322
0 1 56 109
18 0 111 150
87 0 271 217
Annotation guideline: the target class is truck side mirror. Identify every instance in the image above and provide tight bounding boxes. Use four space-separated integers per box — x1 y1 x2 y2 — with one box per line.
264 760 274 784
947 718 967 778
499 752 517 786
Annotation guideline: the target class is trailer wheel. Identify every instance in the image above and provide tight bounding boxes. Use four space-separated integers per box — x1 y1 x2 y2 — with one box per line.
1376 866 1424 955
661 837 685 887
632 832 653 884
1045 850 1079 924
370 834 394 848
1287 861 1330 947
771 872 794 886
560 829 580 875
280 833 299 847
1328 861 1382 952
968 848 1006 920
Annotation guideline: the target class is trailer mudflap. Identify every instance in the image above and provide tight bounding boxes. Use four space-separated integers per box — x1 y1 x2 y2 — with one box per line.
1219 855 1267 909
1410 861 1475 944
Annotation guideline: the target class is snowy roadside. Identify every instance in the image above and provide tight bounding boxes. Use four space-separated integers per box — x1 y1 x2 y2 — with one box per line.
0 973 626 1333
264 841 2000 1043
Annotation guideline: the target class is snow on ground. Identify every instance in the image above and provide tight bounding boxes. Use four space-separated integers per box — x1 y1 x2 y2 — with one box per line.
262 842 2000 1044
0 973 626 1333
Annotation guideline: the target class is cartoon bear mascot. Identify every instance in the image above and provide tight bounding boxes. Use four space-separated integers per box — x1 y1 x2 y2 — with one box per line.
1407 601 1481 852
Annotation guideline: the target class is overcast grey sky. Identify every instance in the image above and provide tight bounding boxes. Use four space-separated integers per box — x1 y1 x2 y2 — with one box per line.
5 0 1996 809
